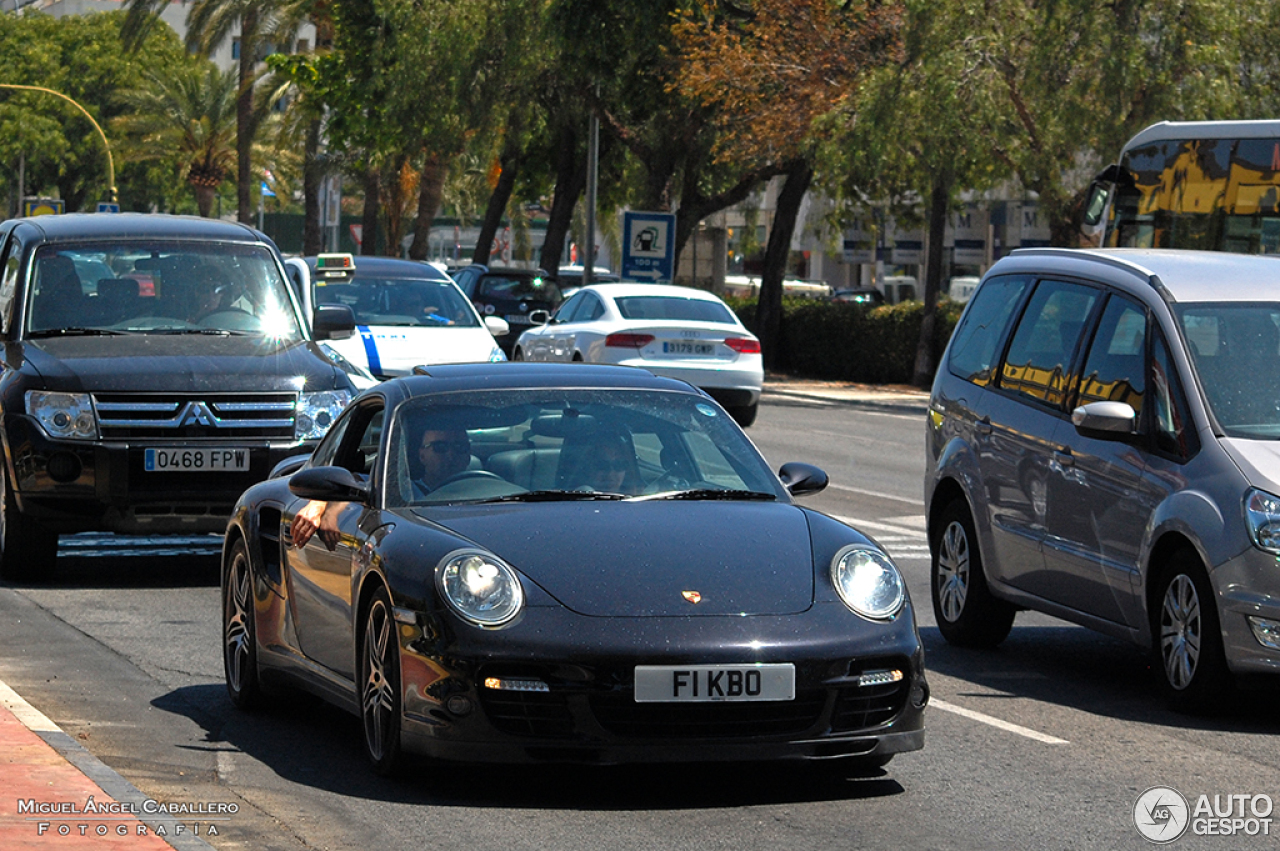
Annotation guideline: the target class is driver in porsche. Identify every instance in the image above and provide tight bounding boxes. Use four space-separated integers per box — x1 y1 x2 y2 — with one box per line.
413 427 472 497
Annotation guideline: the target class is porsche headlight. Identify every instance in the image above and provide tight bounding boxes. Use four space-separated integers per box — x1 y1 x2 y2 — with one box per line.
832 545 905 620
437 550 524 628
295 389 352 441
27 390 99 439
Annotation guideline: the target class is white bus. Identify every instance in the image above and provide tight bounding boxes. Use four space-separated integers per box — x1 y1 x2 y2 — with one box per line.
1084 119 1280 254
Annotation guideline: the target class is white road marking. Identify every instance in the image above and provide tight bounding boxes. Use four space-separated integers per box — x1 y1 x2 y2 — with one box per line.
832 514 927 539
826 482 922 505
930 697 1070 745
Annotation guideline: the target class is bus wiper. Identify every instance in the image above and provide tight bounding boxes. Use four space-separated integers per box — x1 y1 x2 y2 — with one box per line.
477 489 629 503
26 327 132 337
634 488 777 502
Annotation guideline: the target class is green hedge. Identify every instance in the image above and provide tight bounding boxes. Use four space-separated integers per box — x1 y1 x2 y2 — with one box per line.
724 296 966 385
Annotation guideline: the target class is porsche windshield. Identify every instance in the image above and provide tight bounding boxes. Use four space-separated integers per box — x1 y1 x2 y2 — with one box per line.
387 389 786 506
26 242 303 340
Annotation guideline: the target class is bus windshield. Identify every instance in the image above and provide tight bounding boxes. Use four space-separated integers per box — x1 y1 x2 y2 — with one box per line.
1094 122 1280 255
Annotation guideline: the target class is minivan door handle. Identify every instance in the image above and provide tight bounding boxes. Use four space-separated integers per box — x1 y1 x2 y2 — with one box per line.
976 417 992 435
1053 448 1075 466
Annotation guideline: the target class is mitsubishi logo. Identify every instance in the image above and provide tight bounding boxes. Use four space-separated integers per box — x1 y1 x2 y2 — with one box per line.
178 401 218 427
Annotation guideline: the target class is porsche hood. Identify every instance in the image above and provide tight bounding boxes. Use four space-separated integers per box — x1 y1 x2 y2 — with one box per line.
424 501 815 617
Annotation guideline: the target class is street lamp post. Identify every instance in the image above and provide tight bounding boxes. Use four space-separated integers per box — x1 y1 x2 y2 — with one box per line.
0 83 117 204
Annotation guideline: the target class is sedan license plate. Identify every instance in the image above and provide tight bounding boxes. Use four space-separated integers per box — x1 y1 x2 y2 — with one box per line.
662 341 715 355
633 663 795 703
504 314 533 325
144 447 250 472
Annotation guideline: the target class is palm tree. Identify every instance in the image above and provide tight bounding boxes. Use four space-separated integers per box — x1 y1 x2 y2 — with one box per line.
122 0 307 225
114 63 239 217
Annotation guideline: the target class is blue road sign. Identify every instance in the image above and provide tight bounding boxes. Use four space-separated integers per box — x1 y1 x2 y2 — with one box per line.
95 202 120 213
622 211 676 282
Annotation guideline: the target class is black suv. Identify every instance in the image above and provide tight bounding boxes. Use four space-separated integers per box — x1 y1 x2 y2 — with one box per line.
0 214 357 580
450 264 562 354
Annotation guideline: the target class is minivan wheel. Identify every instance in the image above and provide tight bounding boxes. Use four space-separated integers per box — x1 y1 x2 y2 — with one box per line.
931 500 1015 647
0 471 58 582
1153 552 1233 714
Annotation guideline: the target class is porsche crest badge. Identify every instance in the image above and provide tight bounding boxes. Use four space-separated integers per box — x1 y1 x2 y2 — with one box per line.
681 590 702 604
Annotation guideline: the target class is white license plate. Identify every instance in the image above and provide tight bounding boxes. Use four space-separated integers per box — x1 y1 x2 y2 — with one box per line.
144 447 250 472
662 341 715 355
504 314 533 325
633 663 795 703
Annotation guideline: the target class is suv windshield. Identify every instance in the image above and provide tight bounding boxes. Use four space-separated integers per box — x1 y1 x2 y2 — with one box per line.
1178 302 1280 437
26 241 303 340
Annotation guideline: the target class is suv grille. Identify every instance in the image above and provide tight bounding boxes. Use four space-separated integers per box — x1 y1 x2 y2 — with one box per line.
93 393 297 440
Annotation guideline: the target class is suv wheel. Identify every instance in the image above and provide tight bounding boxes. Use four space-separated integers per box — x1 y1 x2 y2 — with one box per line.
0 472 58 582
1153 551 1233 714
931 499 1015 647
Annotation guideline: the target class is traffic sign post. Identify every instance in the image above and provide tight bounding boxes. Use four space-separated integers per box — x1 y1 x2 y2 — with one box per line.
622 211 676 283
96 202 120 213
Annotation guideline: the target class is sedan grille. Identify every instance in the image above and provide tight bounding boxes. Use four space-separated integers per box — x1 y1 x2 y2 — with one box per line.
93 393 297 440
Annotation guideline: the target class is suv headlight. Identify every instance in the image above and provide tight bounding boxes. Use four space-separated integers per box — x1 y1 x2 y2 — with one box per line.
295 390 351 441
27 391 99 440
437 550 524 628
832 544 905 620
1245 488 1280 553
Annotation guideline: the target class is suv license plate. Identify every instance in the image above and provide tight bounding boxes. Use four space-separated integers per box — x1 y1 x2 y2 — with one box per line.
144 448 250 472
633 663 795 702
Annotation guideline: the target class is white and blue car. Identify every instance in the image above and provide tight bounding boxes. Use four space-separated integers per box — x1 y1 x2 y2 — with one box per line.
302 254 508 379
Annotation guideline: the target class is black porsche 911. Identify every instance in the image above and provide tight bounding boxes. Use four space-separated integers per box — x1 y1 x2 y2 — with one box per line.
221 363 927 775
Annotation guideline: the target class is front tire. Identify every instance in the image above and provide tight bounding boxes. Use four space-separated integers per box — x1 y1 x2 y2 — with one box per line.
360 585 404 776
0 471 58 582
931 499 1015 647
223 538 266 709
512 347 525 361
1153 552 1233 714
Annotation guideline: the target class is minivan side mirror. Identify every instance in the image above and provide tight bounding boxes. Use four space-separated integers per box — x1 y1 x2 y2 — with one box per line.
1071 401 1136 439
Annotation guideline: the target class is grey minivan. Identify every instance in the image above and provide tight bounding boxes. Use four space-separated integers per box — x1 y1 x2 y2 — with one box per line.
926 248 1280 712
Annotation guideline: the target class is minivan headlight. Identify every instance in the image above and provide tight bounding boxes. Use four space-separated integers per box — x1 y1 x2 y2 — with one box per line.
437 550 524 628
1245 488 1280 553
831 544 905 620
295 390 351 441
27 390 99 439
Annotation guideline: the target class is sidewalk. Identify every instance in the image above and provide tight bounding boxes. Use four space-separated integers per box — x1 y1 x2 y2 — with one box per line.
0 680 212 851
762 373 931 414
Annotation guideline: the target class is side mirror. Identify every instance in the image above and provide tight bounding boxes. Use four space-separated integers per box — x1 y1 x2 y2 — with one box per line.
313 303 356 340
485 315 511 336
288 465 369 502
1071 400 1136 439
778 462 828 497
1082 180 1111 228
528 309 550 326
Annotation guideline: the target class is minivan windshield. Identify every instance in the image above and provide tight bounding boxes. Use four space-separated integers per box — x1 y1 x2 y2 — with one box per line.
1177 302 1280 437
26 241 304 340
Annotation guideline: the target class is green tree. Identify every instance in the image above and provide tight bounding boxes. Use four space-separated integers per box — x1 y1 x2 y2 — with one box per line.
114 63 238 217
0 11 185 212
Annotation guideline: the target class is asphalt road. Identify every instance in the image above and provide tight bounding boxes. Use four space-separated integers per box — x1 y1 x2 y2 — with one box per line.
1 391 1277 851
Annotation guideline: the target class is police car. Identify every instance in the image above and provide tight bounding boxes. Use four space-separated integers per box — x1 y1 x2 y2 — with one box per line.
302 254 508 378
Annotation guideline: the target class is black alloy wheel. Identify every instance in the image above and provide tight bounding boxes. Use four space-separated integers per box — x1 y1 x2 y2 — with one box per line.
360 585 404 775
223 538 266 709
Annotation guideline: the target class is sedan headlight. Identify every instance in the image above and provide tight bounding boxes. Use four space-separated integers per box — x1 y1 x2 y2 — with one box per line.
1245 488 1280 553
27 390 99 439
832 544 905 620
436 550 524 628
295 390 352 441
